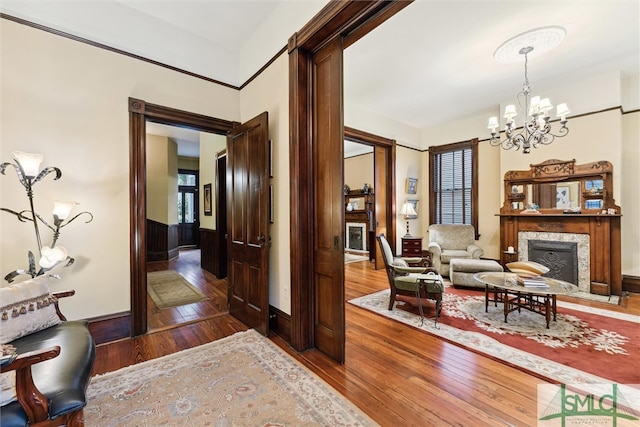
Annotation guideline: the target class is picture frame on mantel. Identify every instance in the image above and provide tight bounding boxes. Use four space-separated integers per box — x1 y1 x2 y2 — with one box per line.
406 177 418 195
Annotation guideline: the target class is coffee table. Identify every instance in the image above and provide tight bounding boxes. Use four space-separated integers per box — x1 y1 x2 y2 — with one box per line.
473 272 577 328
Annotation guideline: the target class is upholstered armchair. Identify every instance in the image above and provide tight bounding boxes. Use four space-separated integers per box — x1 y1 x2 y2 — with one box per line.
428 224 483 277
376 234 443 318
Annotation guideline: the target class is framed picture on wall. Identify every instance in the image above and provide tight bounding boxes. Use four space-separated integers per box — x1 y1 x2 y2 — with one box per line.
204 183 212 216
406 177 418 195
269 184 274 223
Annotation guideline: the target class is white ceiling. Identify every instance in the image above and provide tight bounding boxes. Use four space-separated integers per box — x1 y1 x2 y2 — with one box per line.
3 1 639 156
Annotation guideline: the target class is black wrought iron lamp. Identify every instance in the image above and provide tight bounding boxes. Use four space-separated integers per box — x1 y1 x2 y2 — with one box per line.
1 151 93 282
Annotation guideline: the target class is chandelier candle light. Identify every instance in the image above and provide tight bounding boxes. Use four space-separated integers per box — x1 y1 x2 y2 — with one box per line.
0 151 93 283
400 201 417 237
488 26 570 154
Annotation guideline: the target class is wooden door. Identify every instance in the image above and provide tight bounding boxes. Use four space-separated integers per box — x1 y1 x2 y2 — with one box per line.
373 146 388 269
226 112 270 335
313 38 345 362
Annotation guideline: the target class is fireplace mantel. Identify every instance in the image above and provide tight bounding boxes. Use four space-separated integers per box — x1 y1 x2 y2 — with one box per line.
498 213 621 295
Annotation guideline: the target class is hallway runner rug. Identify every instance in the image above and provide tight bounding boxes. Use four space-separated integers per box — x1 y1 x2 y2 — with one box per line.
349 287 640 387
147 270 208 309
85 329 376 426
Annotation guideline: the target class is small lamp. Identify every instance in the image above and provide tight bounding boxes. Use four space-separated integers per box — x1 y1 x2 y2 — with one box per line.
400 202 417 237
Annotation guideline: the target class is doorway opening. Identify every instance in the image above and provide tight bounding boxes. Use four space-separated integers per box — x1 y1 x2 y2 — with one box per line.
128 97 236 336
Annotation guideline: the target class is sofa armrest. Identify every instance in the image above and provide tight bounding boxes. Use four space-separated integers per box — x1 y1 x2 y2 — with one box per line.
1 346 61 424
428 242 442 256
466 244 484 258
51 290 75 321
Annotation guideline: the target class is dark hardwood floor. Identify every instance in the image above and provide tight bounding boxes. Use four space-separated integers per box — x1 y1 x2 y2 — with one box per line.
146 248 228 331
94 258 640 426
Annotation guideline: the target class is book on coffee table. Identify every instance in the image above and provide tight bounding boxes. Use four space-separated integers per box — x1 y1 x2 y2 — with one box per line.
517 275 550 288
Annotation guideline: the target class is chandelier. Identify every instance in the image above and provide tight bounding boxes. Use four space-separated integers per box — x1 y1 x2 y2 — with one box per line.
488 27 570 154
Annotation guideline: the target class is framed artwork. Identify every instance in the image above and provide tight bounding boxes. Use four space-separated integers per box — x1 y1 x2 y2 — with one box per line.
269 184 274 223
269 139 274 178
204 183 212 216
406 177 418 195
407 199 419 219
556 186 569 208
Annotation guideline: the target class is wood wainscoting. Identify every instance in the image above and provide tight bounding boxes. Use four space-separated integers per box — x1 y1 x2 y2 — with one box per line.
200 228 226 278
147 219 179 262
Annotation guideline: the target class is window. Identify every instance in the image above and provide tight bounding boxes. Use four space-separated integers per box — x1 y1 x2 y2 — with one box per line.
428 138 479 239
177 170 198 225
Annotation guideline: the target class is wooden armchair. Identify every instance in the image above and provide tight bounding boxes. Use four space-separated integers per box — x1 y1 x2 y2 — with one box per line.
377 234 444 317
1 288 95 427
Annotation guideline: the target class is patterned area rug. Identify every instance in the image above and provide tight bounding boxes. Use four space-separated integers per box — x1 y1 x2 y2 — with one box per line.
147 270 208 309
85 330 376 426
349 287 640 386
345 253 369 264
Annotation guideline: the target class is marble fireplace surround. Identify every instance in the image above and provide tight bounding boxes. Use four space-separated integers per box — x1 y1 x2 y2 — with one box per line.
518 231 590 293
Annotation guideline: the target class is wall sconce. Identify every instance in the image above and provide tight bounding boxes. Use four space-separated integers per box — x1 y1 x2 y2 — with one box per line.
400 201 417 237
1 151 93 282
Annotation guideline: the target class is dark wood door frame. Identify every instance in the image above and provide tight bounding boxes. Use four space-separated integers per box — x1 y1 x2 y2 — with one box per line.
345 126 397 262
128 97 238 336
288 1 412 353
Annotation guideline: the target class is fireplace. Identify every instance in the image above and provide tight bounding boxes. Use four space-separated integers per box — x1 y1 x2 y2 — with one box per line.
346 222 367 252
528 240 578 285
518 231 590 293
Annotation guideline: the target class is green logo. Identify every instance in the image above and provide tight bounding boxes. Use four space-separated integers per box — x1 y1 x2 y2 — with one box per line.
539 384 638 426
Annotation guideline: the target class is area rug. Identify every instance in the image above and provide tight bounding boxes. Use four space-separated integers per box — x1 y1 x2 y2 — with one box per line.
345 253 369 264
349 287 640 386
85 329 376 426
147 270 208 309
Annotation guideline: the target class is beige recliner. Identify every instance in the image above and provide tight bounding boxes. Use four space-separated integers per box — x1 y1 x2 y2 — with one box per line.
428 224 483 277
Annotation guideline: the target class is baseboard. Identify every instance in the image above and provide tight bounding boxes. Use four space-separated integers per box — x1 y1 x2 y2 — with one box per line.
87 311 131 345
622 275 640 294
269 305 291 343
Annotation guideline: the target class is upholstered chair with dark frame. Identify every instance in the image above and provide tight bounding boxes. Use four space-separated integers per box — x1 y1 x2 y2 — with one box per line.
376 234 444 318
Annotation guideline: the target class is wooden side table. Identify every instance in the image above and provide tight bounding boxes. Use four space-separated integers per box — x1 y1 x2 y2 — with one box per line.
401 236 423 257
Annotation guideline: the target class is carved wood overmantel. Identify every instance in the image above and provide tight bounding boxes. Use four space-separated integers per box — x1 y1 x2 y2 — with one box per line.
498 159 622 296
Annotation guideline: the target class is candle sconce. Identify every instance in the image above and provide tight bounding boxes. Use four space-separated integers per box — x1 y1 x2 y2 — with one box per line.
1 151 93 283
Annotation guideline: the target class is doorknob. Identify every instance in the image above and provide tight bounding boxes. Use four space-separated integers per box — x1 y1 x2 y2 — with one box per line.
257 235 266 247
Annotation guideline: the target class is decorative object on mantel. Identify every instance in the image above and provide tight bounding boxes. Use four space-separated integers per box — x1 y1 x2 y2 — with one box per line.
400 201 417 237
363 183 370 194
0 151 93 283
488 26 570 154
521 203 541 214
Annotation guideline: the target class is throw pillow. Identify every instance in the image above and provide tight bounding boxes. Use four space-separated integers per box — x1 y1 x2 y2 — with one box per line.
506 260 550 277
0 276 61 345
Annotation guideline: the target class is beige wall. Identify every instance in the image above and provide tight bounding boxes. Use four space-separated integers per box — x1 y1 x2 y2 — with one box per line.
344 153 373 192
146 134 178 224
1 20 240 320
622 111 640 276
199 133 226 231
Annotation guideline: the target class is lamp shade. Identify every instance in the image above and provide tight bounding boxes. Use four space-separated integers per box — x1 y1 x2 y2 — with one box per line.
400 202 417 217
13 151 44 178
53 201 78 220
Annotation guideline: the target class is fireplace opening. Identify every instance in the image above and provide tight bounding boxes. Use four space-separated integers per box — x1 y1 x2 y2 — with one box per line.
528 240 578 285
346 222 367 252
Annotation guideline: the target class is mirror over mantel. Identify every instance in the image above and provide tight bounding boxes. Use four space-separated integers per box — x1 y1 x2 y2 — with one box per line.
501 159 621 215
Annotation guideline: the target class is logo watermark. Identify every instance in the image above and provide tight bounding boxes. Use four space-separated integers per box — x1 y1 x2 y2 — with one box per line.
538 384 640 426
